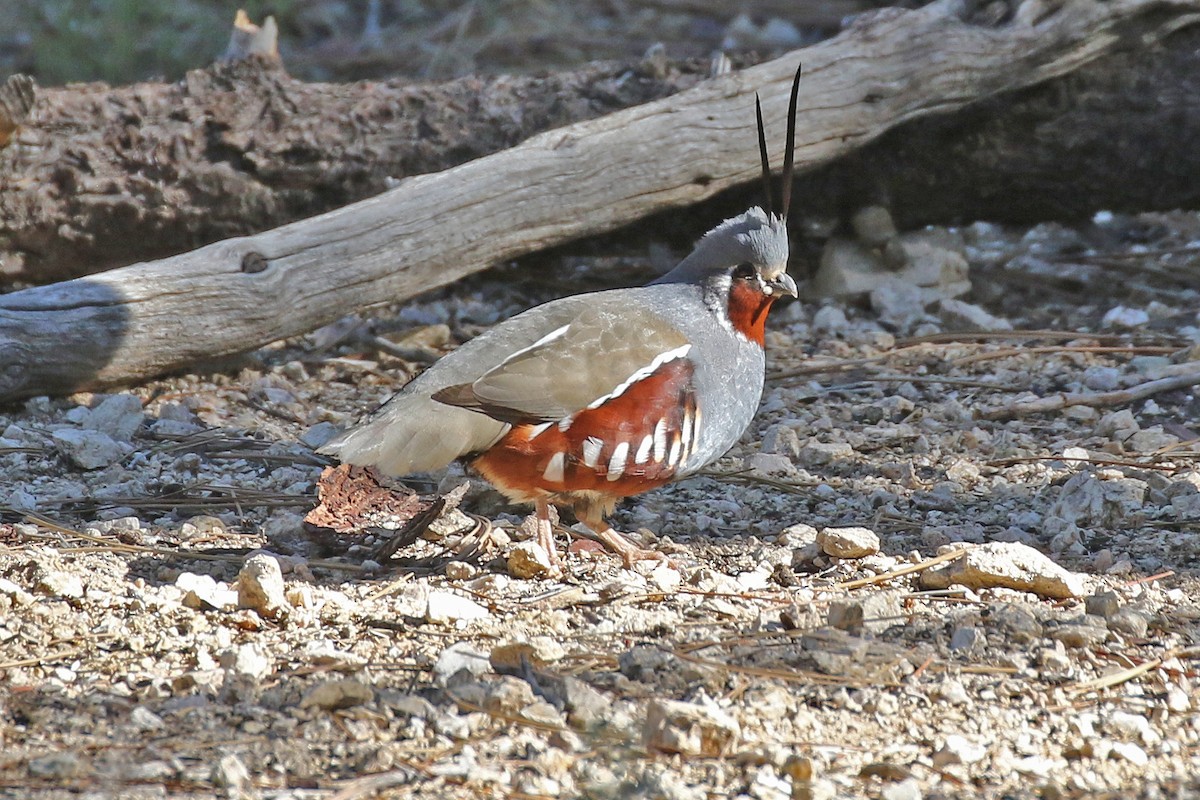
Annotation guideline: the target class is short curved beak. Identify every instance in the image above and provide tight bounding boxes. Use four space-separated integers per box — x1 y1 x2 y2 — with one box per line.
769 273 798 299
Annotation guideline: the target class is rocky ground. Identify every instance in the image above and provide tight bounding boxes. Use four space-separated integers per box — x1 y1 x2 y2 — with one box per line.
1 207 1199 799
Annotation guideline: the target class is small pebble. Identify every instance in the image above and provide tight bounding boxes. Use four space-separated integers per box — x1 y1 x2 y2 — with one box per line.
1106 607 1150 638
800 441 855 465
932 678 970 705
817 526 880 559
444 561 478 580
35 571 84 600
1049 618 1109 648
238 553 290 618
221 643 272 681
1108 741 1149 766
933 734 987 766
1038 646 1072 672
921 542 1087 599
1084 591 1121 619
425 591 491 624
644 697 740 757
949 626 985 653
1101 305 1149 328
130 706 166 731
507 542 557 578
84 394 144 441
177 572 238 611
28 752 87 779
50 428 126 469
433 642 490 687
211 753 252 794
301 678 374 711
881 778 923 800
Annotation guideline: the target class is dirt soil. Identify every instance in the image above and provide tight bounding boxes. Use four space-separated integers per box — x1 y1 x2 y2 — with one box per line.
2 206 1200 799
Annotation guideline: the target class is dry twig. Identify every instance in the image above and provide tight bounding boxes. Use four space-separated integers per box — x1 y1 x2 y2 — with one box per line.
1066 654 1168 696
326 768 422 800
952 344 1178 366
896 329 1171 346
980 366 1200 420
834 549 969 591
671 648 883 688
0 649 83 671
986 455 1190 472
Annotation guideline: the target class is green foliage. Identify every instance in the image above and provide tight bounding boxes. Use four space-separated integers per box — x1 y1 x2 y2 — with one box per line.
11 0 292 86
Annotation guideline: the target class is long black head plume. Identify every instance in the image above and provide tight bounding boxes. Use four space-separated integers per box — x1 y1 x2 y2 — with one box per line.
780 62 802 222
754 93 773 218
754 63 804 222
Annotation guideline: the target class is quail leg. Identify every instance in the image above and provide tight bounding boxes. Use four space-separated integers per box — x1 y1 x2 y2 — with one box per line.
532 498 561 567
576 509 673 569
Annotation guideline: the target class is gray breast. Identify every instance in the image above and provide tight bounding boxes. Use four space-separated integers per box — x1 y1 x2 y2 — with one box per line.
646 284 766 474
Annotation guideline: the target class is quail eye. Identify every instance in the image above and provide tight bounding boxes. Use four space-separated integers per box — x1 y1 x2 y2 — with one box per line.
732 262 756 280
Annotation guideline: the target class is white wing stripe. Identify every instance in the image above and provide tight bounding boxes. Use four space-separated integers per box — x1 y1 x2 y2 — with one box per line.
607 442 629 481
582 436 603 468
543 452 566 483
634 434 653 464
585 344 692 410
495 324 571 368
653 418 669 462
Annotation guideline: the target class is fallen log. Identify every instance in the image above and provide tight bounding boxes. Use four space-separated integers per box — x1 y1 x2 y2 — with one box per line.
2 0 1199 403
6 1 1200 287
0 56 718 286
797 21 1200 227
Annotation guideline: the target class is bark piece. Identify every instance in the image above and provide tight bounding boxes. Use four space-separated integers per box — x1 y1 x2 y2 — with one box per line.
304 464 428 534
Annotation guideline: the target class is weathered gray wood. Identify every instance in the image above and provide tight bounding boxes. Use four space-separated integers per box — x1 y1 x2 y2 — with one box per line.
797 21 1200 228
2 0 1198 401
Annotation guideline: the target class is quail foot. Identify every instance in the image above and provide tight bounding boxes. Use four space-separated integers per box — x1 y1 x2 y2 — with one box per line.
321 65 804 569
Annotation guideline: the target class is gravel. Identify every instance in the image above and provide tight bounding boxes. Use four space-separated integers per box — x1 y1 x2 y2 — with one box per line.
3 212 1200 799
644 696 742 757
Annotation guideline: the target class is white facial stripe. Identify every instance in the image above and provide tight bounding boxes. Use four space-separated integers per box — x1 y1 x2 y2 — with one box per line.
582 436 603 468
543 452 565 483
499 324 570 367
586 344 692 410
714 271 764 344
635 434 653 464
607 442 629 481
709 274 736 335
